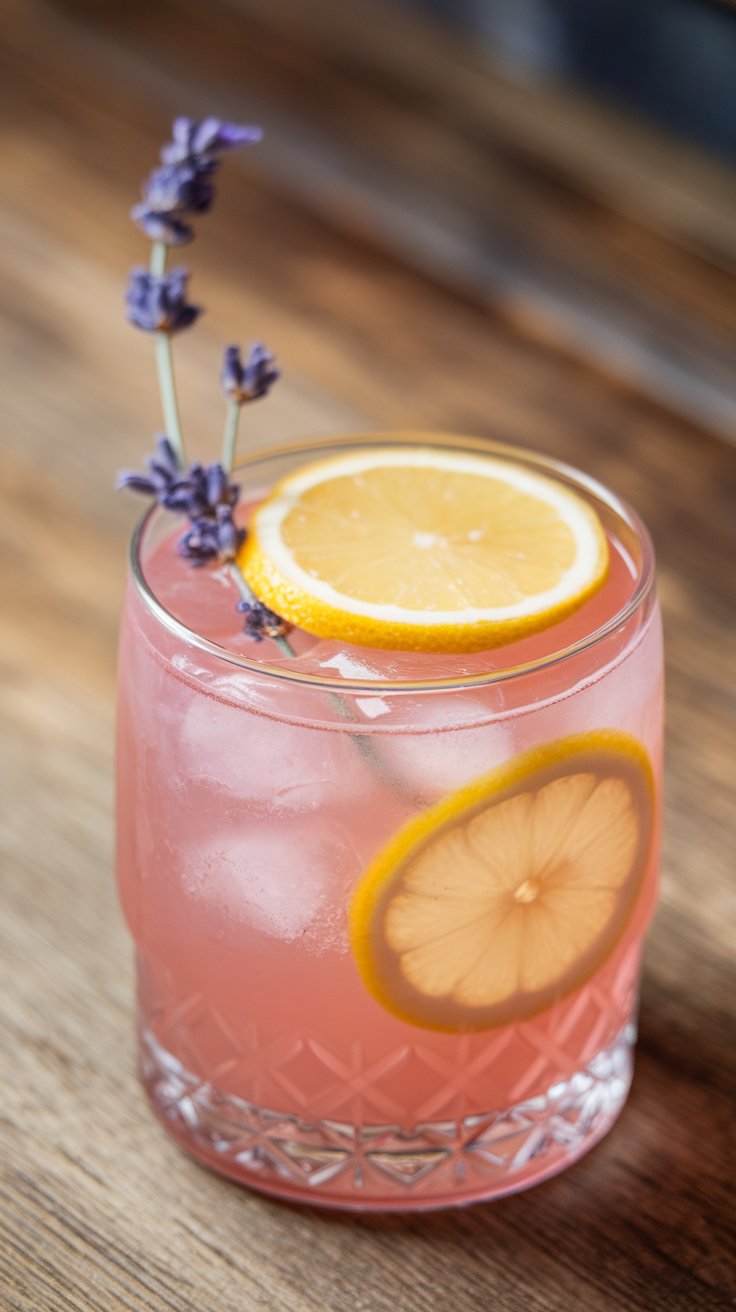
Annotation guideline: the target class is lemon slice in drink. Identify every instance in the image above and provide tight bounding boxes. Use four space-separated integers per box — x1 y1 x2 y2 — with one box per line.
239 441 609 652
349 731 654 1032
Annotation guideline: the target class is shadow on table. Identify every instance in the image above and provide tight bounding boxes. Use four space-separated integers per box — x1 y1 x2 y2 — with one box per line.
260 922 736 1305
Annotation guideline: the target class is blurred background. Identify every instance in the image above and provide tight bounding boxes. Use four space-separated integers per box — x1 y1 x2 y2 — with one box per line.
1 2 736 1307
5 0 736 455
400 0 736 161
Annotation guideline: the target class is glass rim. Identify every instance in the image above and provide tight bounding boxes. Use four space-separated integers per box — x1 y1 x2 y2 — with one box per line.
129 431 656 695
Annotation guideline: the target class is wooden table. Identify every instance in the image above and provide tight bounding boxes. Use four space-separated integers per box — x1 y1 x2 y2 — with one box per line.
1 3 735 1308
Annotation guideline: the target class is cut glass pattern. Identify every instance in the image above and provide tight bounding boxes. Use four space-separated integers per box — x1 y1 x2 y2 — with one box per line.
139 1018 635 1207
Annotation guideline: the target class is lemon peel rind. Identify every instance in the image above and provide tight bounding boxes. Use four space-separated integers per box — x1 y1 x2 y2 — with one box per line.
349 730 655 1033
238 448 610 653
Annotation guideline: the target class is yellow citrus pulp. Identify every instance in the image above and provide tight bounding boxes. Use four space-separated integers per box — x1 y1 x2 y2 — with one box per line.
349 731 654 1032
238 442 609 652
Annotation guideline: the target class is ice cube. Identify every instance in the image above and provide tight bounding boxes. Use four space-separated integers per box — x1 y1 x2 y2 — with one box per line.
177 693 374 812
377 696 512 803
183 816 357 949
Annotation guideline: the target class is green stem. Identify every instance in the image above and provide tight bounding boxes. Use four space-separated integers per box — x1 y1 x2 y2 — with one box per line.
149 241 185 469
221 398 241 474
149 241 167 277
155 334 185 469
227 561 296 658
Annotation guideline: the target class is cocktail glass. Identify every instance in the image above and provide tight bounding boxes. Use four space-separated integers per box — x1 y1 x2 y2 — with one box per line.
116 432 662 1211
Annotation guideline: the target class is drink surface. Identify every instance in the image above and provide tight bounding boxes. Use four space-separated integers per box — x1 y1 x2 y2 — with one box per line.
117 445 663 1208
143 501 639 681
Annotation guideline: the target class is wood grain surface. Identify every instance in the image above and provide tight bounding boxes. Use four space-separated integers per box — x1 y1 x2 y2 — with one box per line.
1 2 735 1308
33 0 736 439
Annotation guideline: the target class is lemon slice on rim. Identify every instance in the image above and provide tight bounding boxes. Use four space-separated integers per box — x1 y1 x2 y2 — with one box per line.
349 731 654 1032
238 442 609 653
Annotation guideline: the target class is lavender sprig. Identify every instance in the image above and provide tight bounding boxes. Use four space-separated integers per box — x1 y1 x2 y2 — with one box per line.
178 505 244 566
236 597 291 643
220 342 280 473
128 116 264 465
123 116 294 654
162 116 263 165
119 440 244 556
116 434 191 508
118 440 295 651
221 342 280 403
119 440 294 647
227 561 294 655
126 267 202 333
131 116 262 246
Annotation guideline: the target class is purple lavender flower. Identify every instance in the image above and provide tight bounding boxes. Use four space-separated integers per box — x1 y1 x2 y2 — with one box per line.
177 517 220 566
237 597 291 642
129 207 194 245
118 441 244 561
214 503 244 558
130 162 215 243
161 116 262 166
178 505 245 566
126 267 202 333
132 116 262 243
221 342 280 403
117 434 186 495
206 461 230 506
118 441 288 630
179 461 239 518
143 161 215 213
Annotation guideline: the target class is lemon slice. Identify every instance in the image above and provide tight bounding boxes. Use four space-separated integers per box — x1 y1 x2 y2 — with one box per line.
349 731 654 1032
239 442 609 652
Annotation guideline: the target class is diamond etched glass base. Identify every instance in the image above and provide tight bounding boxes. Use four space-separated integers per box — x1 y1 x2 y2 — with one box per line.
139 1016 636 1211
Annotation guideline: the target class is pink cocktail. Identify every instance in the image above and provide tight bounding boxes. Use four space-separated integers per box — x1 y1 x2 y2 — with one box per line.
116 433 662 1210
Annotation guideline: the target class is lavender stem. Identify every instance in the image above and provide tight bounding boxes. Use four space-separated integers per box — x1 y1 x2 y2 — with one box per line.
221 398 241 474
227 560 296 658
149 241 167 277
149 241 186 469
228 544 410 796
